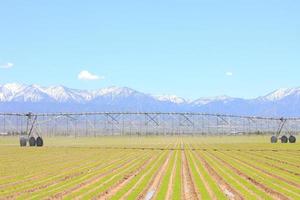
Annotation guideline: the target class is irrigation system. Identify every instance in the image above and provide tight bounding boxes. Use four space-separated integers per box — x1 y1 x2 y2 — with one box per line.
0 112 298 146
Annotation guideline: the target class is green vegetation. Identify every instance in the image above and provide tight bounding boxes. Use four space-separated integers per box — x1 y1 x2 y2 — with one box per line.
173 150 182 200
0 136 299 199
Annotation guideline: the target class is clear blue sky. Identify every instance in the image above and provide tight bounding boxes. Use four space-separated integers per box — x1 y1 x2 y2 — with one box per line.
0 0 299 99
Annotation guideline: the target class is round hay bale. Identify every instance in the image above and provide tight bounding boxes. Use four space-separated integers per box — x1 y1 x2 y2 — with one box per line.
19 136 27 147
281 135 288 143
289 135 296 143
36 137 43 147
29 137 36 146
271 136 278 143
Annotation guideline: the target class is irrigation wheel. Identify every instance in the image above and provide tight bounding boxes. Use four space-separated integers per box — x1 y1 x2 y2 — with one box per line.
271 136 278 143
281 135 288 143
29 137 36 146
36 137 44 147
19 136 27 147
289 135 296 143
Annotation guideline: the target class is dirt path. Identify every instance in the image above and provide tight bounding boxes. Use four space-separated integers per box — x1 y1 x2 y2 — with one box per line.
209 152 290 200
181 150 200 200
137 151 172 200
96 154 156 200
165 151 177 200
195 151 244 200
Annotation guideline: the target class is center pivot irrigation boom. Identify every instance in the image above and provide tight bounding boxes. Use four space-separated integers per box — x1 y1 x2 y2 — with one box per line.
0 112 297 146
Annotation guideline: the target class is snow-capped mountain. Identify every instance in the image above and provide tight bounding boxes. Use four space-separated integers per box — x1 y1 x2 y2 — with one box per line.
45 86 92 103
260 88 300 101
192 95 234 105
1 83 300 117
152 95 187 104
0 84 143 103
0 83 26 101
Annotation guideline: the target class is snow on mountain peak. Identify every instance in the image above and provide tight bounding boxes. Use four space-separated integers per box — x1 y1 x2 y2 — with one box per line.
12 84 49 102
0 83 27 101
193 95 233 105
153 95 186 104
45 86 88 102
262 88 300 101
95 86 138 97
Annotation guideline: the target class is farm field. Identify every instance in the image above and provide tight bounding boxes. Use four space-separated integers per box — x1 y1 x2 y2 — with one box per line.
0 136 299 200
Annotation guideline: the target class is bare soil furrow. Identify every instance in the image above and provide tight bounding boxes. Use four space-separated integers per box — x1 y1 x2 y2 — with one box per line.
165 151 177 200
182 150 200 200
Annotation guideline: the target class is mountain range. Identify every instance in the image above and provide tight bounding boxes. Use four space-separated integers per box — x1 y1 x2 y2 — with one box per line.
1 83 300 117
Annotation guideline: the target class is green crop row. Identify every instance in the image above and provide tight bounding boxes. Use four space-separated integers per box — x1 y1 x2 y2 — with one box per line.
172 150 182 200
230 150 300 183
72 152 152 199
212 151 300 199
155 150 176 199
26 151 145 200
0 148 130 188
186 150 211 199
124 151 169 199
200 151 269 199
109 151 163 200
1 136 299 200
220 151 300 197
